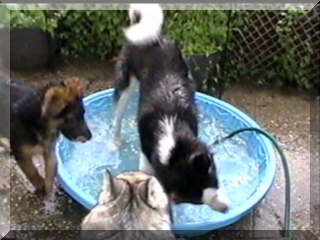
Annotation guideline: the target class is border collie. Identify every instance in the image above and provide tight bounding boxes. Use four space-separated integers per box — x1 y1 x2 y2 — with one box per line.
113 4 229 212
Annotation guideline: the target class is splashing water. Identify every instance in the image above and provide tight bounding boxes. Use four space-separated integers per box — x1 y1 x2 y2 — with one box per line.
60 92 260 225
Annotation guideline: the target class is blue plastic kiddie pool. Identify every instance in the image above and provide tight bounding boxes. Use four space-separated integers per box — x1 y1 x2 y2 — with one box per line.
56 89 276 237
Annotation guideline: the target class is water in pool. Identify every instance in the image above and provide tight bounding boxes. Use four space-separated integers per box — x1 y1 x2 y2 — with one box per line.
60 92 260 225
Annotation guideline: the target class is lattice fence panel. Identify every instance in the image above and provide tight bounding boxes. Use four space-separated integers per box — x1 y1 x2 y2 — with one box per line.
231 5 320 87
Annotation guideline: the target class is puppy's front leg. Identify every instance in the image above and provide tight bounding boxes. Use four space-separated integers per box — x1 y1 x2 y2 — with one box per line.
15 147 45 196
42 139 57 212
44 149 57 199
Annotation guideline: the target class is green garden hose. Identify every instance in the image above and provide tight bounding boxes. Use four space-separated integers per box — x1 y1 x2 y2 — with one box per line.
212 127 291 237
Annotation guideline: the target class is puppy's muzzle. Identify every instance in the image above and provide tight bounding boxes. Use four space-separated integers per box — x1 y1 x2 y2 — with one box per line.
75 136 90 143
75 128 92 143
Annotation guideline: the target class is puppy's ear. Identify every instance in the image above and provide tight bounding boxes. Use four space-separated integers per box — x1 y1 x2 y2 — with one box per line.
99 170 124 204
190 152 212 174
140 177 168 209
64 77 86 98
42 77 86 118
41 87 67 118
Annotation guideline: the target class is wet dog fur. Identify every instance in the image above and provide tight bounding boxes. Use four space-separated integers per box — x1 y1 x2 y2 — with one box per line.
113 4 229 212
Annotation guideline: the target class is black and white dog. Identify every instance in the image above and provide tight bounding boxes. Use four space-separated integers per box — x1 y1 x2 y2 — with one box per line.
113 4 229 212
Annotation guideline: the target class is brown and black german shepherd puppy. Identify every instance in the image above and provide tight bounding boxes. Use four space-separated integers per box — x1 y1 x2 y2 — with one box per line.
0 76 92 204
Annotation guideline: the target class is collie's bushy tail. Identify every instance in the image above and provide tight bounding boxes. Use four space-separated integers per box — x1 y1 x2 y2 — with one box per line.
124 4 163 45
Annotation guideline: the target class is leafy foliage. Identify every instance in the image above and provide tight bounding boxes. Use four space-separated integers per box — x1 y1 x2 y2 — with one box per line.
54 10 128 58
164 10 229 56
163 10 231 96
10 10 228 59
10 10 60 36
268 10 314 89
230 10 316 90
10 10 128 58
9 9 317 91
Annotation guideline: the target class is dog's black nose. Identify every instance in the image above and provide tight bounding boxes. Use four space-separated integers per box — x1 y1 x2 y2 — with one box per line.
80 124 92 142
83 128 92 141
86 130 92 141
75 130 92 143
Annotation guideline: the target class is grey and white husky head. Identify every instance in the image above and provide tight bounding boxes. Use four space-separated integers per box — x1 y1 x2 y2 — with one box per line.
81 171 174 239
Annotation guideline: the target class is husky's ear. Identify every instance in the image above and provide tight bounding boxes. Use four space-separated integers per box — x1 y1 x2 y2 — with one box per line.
140 177 168 209
99 170 124 204
41 87 67 118
190 152 213 174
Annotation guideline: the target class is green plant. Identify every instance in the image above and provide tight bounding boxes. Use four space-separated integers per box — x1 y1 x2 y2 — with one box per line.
9 10 128 58
8 9 230 61
10 10 61 36
55 10 127 58
268 10 314 90
10 9 317 91
163 10 232 97
164 10 229 56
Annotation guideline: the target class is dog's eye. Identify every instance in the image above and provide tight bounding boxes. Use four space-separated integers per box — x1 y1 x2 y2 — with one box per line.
54 106 68 118
65 115 76 124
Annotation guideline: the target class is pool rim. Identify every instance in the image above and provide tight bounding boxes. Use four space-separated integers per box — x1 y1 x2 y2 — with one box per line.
56 88 277 231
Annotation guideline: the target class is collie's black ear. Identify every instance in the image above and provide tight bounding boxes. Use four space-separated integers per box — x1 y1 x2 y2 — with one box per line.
190 152 212 174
